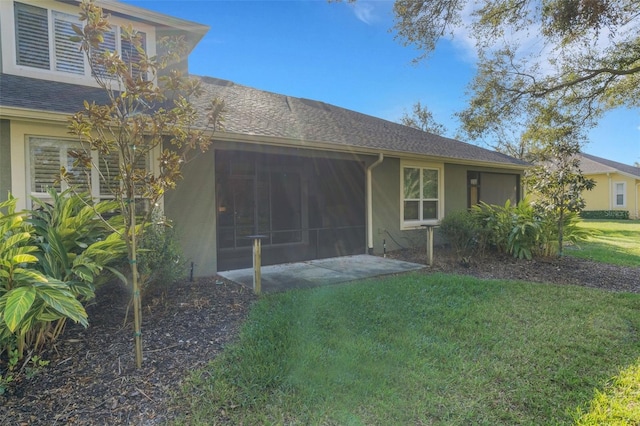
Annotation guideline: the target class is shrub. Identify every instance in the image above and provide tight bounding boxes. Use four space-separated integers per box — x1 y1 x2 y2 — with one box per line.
438 210 482 259
580 210 629 220
469 198 594 260
471 200 517 254
506 201 540 260
137 209 186 291
1 191 127 361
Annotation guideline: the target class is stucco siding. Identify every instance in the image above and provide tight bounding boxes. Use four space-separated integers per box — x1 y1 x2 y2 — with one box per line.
371 157 401 252
444 164 468 213
370 157 438 254
164 149 218 278
583 174 611 211
583 173 639 217
0 120 10 203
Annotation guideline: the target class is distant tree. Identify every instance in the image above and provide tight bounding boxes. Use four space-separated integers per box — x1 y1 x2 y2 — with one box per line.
400 101 447 135
634 161 640 168
525 103 595 257
67 0 223 368
456 109 540 161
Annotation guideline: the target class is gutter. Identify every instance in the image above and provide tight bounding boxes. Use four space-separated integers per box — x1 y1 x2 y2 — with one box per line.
366 153 384 254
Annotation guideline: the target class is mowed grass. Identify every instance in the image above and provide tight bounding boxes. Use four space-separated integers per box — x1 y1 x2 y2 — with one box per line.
176 273 640 425
567 219 640 266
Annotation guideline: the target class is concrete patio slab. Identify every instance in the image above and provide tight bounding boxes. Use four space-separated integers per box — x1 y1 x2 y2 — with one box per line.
219 254 426 293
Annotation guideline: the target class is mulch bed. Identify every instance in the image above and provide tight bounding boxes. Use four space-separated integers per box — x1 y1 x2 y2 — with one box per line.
1 248 639 425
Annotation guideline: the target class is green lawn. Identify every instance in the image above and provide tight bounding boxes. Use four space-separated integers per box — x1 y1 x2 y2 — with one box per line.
566 219 640 266
175 273 640 425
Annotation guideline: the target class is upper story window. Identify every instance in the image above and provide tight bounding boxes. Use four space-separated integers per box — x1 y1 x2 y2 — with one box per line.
6 1 153 85
401 162 443 228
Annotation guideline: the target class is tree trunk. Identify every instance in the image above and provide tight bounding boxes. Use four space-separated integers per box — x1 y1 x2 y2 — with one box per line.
557 209 564 257
130 199 143 368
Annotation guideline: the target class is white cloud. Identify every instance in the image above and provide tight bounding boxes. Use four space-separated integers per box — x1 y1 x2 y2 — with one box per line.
350 2 376 25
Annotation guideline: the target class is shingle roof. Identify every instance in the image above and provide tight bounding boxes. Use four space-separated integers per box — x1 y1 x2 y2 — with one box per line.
1 73 527 167
194 76 528 167
0 74 112 113
579 153 640 178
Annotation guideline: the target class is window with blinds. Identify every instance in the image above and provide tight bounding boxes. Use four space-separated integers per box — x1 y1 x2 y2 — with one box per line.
29 138 90 194
121 31 147 81
53 11 84 75
13 2 149 81
98 151 121 195
14 2 50 69
90 29 117 78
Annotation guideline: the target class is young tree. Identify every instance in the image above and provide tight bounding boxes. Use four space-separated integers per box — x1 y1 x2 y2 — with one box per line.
399 101 448 135
524 104 595 256
67 0 223 368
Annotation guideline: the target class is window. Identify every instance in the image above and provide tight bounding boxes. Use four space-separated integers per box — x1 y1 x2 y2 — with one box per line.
28 137 149 202
615 182 626 207
14 2 49 69
53 11 85 75
29 137 90 195
13 2 147 80
402 165 440 226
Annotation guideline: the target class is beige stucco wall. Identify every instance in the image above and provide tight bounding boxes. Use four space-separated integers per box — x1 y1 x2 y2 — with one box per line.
0 120 10 203
583 173 640 218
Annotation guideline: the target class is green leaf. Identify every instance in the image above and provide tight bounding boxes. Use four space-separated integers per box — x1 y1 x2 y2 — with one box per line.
11 254 39 265
35 284 88 328
104 266 128 286
0 232 31 256
3 287 36 333
13 268 49 284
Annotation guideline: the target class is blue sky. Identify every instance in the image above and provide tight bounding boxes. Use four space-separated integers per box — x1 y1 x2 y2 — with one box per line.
126 0 640 166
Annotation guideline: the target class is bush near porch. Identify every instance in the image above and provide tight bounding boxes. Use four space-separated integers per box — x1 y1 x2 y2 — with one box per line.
438 199 591 261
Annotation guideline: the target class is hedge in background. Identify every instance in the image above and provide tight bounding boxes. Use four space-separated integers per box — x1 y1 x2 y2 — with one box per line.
580 211 629 220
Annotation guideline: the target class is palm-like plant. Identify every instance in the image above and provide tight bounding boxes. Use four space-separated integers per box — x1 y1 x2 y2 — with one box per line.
1 191 127 359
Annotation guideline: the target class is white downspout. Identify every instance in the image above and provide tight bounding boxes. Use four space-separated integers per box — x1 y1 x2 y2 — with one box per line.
367 153 384 254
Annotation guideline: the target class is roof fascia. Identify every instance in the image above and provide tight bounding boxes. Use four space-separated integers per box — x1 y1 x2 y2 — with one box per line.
0 107 68 123
58 1 210 51
585 170 640 181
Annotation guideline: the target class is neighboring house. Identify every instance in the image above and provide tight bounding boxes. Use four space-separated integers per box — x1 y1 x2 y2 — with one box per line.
579 153 640 219
1 0 528 277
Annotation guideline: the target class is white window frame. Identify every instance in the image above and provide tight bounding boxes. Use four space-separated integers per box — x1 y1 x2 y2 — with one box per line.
27 137 93 199
400 161 444 229
26 136 151 203
2 0 155 86
614 182 626 207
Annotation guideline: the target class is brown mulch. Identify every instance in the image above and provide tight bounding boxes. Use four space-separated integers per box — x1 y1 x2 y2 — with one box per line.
1 248 639 425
